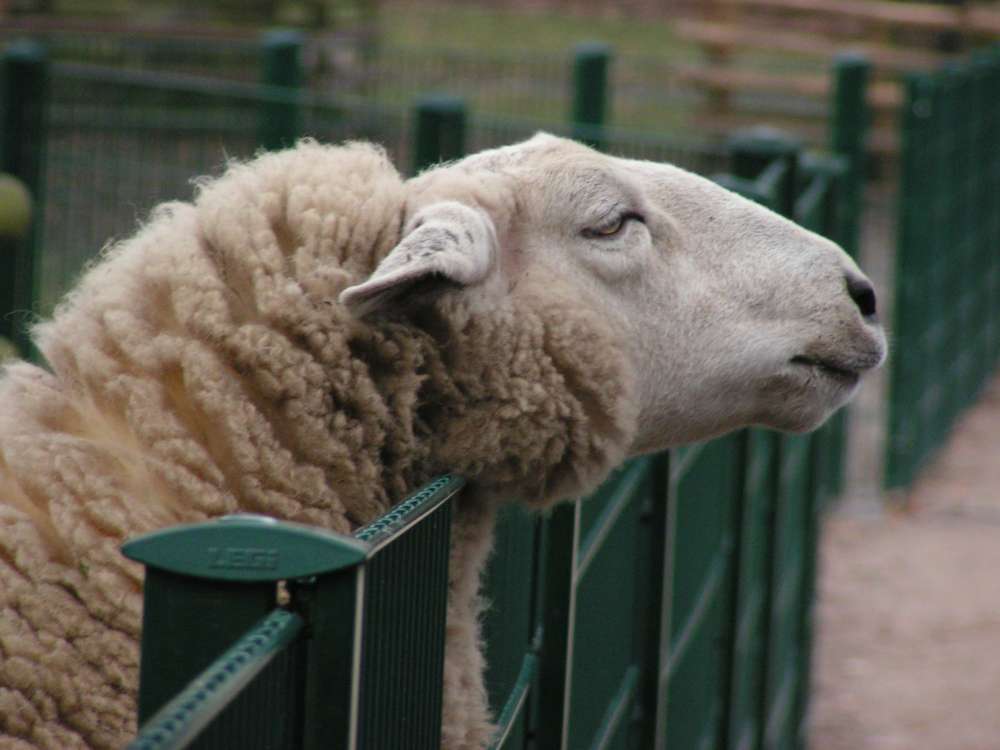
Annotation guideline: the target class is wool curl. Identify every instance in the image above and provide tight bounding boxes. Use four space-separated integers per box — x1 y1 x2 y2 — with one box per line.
0 139 637 749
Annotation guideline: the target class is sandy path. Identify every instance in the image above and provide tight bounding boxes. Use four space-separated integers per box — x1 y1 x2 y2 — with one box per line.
811 376 1000 750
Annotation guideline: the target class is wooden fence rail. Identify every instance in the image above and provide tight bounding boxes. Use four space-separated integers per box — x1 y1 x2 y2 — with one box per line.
679 0 1000 166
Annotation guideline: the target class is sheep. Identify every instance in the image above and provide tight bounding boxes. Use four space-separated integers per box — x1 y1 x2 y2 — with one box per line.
0 134 885 749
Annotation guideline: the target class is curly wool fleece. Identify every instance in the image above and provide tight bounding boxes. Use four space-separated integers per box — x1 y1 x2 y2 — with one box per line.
0 141 637 749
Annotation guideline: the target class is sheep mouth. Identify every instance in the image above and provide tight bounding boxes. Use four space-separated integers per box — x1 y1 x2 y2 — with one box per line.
790 356 860 386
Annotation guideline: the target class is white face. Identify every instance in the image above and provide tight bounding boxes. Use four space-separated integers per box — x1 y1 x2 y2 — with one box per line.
342 134 887 456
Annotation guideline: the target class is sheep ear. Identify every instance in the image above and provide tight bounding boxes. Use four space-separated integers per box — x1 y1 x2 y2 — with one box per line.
340 201 498 317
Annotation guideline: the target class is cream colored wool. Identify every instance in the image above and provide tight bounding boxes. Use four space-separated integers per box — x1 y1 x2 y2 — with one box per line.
0 135 885 749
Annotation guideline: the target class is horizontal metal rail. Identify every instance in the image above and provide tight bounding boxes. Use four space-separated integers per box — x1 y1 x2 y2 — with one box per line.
489 653 538 750
354 473 464 553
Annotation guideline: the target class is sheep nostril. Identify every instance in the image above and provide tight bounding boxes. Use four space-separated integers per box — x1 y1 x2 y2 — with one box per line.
846 275 878 319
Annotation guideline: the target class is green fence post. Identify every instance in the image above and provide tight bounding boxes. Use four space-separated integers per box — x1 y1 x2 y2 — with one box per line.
969 51 993 385
1 41 47 358
412 94 467 174
988 48 1000 368
127 610 306 750
481 505 539 749
1 41 47 202
259 29 304 151
0 174 32 359
571 42 611 150
830 52 871 260
728 128 801 217
887 72 936 490
535 500 579 750
123 515 368 748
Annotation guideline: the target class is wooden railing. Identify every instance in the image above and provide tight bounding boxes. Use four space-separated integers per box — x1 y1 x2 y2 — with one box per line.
677 0 1000 165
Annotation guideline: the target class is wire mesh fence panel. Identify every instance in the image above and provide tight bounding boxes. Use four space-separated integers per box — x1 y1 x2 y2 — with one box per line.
302 96 412 170
7 32 856 156
887 47 1000 489
38 64 417 316
365 47 572 124
32 40 742 327
41 65 262 312
0 29 292 82
355 481 454 750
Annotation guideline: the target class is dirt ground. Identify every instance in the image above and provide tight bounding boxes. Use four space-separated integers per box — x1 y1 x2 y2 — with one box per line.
808 189 1000 750
810 358 1000 750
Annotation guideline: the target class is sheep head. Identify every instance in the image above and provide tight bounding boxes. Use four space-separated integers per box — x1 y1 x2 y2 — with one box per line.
342 133 885 465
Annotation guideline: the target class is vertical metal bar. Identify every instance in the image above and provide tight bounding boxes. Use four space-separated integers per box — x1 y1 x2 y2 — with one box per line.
123 516 370 748
298 567 366 750
989 49 1000 367
725 429 779 750
571 42 611 150
259 29 304 151
970 52 991 385
640 453 672 750
829 53 871 260
536 500 581 750
0 41 47 358
412 94 467 174
790 437 824 750
481 504 539 744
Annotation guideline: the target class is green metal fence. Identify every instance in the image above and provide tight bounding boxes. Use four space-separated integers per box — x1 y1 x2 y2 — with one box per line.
1 33 871 750
0 26 261 81
3 38 733 317
1 27 833 149
124 475 462 749
886 45 1000 490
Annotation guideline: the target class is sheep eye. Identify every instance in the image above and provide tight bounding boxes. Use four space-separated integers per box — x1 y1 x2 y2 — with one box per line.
584 212 644 239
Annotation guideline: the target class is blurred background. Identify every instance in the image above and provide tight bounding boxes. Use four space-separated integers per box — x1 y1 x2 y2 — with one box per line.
1 1 999 749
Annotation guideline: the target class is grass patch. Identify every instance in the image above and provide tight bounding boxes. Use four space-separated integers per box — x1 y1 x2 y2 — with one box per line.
380 2 695 61
368 3 704 135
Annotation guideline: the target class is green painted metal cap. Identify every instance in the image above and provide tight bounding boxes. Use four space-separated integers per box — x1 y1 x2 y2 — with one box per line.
415 93 466 115
728 126 803 158
833 51 871 69
574 41 613 59
261 28 305 48
0 174 32 238
122 514 367 582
